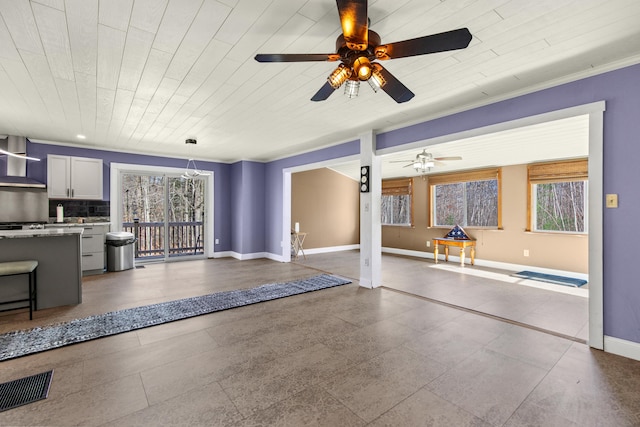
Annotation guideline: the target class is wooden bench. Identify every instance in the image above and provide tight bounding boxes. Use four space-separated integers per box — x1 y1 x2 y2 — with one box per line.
432 238 476 267
0 260 38 320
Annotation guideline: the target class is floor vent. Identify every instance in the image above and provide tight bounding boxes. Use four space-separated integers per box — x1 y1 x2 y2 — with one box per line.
0 370 53 412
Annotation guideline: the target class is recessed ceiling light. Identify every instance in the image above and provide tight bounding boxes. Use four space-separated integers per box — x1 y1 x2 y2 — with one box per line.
77 134 86 139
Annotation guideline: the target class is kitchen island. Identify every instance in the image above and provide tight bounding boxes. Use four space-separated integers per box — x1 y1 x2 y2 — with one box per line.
0 228 83 311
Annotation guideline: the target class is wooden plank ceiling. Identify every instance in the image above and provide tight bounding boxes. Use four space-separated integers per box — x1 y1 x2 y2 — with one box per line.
0 0 638 165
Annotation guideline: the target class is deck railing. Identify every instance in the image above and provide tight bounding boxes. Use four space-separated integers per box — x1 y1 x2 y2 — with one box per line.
122 220 204 258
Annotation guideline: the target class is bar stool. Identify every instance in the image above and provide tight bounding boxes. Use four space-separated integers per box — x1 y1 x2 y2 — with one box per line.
0 260 38 320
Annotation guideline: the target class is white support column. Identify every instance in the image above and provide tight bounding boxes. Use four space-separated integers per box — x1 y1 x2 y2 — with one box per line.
359 130 382 288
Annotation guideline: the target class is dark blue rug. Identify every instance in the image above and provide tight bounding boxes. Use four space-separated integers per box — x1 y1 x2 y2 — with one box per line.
512 271 587 288
0 274 350 362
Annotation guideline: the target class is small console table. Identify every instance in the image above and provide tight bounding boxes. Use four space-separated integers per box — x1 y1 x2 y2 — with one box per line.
433 238 476 267
291 232 307 260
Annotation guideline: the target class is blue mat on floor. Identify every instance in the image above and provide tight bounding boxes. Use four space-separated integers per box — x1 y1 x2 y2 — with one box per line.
0 274 351 362
512 271 587 288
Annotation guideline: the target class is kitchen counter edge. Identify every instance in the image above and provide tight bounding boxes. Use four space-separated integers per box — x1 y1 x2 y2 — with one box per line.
0 228 84 239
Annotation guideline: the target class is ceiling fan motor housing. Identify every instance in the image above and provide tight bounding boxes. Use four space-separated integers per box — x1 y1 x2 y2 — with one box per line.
336 31 381 66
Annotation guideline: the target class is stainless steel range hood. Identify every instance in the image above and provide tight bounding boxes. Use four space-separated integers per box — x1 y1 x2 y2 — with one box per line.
0 136 45 188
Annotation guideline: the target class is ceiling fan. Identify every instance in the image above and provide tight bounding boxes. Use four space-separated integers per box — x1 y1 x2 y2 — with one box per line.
390 149 462 173
254 0 472 103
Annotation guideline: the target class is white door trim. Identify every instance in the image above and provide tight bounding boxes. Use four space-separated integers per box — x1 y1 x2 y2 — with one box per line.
110 162 215 258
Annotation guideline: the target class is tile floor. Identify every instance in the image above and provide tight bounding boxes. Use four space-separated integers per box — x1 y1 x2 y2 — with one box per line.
0 253 638 426
298 251 589 341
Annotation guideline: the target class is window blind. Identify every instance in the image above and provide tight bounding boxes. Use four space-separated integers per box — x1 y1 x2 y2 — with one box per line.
528 159 588 183
426 168 500 186
382 178 413 196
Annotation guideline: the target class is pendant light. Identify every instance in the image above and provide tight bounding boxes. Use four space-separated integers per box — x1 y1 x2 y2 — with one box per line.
181 139 210 179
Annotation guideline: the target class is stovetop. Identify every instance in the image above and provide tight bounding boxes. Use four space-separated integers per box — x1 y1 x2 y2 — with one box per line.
0 222 47 230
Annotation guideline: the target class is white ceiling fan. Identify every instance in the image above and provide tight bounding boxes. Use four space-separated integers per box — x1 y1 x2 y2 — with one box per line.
390 149 462 173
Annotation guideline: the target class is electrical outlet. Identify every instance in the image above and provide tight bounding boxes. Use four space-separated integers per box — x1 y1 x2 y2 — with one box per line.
426 241 431 247
215 239 219 244
523 249 529 257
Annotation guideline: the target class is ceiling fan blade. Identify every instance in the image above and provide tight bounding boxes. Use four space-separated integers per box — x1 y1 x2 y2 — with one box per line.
337 0 368 51
311 81 337 102
255 53 339 62
434 156 463 161
389 160 413 163
375 64 414 103
375 28 472 60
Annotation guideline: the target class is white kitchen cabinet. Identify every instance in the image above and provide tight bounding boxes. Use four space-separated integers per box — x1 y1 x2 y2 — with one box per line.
80 224 110 275
45 223 110 275
48 155 103 199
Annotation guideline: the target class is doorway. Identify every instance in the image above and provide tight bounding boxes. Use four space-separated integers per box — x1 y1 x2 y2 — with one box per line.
110 163 214 262
282 101 604 349
120 172 206 261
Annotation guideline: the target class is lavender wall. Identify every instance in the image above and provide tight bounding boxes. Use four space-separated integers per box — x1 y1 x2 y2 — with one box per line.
230 161 266 255
24 143 233 252
265 63 640 345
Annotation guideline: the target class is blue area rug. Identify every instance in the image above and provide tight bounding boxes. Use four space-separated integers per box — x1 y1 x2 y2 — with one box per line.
512 271 587 288
0 274 350 362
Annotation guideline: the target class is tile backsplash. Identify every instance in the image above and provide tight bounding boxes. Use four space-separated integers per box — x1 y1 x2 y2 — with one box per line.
49 200 110 218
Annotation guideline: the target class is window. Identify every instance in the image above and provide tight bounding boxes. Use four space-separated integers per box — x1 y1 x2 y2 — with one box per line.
381 178 413 226
528 159 588 233
428 168 501 228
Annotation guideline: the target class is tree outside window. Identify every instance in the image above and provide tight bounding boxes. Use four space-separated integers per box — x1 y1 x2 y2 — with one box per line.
428 168 501 228
533 181 586 232
527 159 588 234
381 194 411 225
434 180 498 227
381 178 413 226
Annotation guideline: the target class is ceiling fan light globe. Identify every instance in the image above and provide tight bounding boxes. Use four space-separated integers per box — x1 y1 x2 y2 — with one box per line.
328 64 351 89
368 66 385 92
353 57 372 80
358 66 371 80
344 80 360 98
367 77 380 92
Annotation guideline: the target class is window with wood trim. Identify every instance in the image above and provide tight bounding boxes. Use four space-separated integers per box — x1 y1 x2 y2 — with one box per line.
528 159 588 233
382 178 413 226
428 168 502 228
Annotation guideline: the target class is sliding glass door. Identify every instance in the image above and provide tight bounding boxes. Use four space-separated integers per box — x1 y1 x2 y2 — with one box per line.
121 172 206 261
167 176 206 258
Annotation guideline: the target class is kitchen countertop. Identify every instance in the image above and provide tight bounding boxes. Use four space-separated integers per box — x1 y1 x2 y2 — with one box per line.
45 222 111 227
0 228 84 239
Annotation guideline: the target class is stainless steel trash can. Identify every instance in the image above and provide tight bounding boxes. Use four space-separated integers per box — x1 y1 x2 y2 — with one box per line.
106 232 136 271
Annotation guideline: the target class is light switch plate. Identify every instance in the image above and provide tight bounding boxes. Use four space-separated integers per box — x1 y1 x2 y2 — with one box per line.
606 194 618 208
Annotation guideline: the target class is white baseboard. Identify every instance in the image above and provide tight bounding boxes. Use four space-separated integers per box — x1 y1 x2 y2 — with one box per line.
604 336 640 362
226 251 268 261
382 247 432 260
217 246 587 283
304 244 360 255
264 252 286 262
380 247 588 280
212 251 233 259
